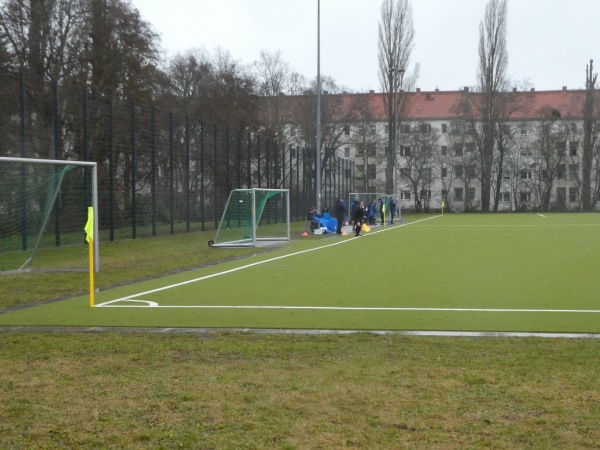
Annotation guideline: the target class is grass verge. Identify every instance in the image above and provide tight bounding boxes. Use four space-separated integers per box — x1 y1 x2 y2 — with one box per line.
0 332 598 449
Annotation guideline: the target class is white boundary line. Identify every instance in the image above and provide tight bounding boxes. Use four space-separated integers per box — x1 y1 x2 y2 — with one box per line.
96 215 440 307
99 301 600 313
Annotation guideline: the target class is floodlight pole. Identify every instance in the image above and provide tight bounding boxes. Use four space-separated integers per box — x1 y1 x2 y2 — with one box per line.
316 0 322 213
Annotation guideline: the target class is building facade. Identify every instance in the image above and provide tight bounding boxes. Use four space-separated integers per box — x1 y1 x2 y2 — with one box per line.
290 86 600 213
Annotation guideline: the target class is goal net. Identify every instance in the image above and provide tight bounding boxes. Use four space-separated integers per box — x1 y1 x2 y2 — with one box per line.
348 192 400 223
209 188 290 247
0 157 99 273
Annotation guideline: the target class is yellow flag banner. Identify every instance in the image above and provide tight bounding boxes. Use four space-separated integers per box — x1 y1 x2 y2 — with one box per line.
84 207 95 307
84 207 94 243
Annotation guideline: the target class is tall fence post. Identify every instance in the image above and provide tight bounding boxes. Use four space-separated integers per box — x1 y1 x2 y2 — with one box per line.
130 100 136 239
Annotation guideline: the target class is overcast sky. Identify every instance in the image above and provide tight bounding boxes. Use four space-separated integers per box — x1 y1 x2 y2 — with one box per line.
130 0 599 93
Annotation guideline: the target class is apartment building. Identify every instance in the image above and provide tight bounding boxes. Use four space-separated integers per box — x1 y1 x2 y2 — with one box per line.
315 86 599 212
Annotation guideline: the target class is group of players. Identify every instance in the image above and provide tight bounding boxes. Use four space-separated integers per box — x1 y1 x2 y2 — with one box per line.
308 196 397 237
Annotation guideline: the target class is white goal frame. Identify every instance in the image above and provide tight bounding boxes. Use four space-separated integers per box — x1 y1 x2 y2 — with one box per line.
0 156 100 272
209 188 290 248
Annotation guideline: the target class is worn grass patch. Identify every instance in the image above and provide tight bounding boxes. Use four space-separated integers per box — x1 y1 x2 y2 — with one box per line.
0 332 598 448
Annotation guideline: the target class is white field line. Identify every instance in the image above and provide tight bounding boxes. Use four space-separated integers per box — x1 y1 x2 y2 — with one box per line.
538 213 546 218
418 223 600 227
95 215 440 307
99 300 600 313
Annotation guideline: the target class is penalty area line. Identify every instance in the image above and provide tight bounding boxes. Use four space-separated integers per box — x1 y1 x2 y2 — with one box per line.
95 215 441 307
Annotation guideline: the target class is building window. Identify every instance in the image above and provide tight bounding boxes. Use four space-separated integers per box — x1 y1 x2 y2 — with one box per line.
385 125 389 135
569 187 578 202
467 187 475 200
420 190 432 200
441 123 448 134
570 141 578 156
367 164 377 179
367 143 376 156
465 143 475 154
400 191 411 200
370 125 376 135
454 144 463 157
344 147 350 157
466 165 476 178
571 123 577 133
344 125 350 135
441 145 447 156
557 165 566 179
401 124 411 134
520 126 529 135
345 168 351 179
569 164 578 181
520 169 532 180
400 168 411 179
442 167 447 178
453 121 465 133
441 189 448 200
557 187 567 202
520 191 531 202
400 146 411 156
502 169 511 180
455 165 463 179
420 123 431 134
290 127 296 137
522 147 532 157
356 164 364 173
500 192 510 202
557 141 566 156
454 187 463 202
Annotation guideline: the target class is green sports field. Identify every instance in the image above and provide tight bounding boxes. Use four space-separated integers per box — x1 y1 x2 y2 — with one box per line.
1 213 599 333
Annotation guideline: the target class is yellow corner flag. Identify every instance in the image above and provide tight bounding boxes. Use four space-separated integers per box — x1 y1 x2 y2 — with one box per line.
85 207 94 243
84 207 95 307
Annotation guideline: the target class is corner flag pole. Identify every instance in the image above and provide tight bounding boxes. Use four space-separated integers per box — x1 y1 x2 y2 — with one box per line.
84 207 95 307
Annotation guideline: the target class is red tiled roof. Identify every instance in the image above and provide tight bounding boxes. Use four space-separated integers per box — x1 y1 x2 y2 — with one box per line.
333 88 587 122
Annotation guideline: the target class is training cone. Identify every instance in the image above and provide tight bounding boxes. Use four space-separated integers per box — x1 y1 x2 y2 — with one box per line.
302 232 309 236
342 231 348 236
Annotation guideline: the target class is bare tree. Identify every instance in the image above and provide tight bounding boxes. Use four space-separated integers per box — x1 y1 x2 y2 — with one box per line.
475 0 508 211
377 0 415 194
163 48 215 116
582 60 599 211
530 109 569 211
398 122 439 212
346 94 384 192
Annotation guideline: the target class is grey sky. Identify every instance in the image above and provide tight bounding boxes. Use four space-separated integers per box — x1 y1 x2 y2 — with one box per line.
130 0 599 93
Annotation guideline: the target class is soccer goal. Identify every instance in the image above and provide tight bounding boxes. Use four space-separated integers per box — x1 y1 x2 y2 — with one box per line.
0 157 99 273
348 192 400 223
209 188 290 247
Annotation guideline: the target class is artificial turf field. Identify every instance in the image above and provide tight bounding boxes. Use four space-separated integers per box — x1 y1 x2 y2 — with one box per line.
1 213 599 334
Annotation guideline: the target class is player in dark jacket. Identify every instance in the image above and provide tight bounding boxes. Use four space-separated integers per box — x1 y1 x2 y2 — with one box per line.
352 201 365 237
334 197 347 234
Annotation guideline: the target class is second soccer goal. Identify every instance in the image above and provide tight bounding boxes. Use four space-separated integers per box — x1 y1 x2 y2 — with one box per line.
209 188 290 248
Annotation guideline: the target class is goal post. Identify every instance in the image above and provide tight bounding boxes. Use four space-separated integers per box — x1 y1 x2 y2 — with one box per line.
0 157 99 273
209 188 290 248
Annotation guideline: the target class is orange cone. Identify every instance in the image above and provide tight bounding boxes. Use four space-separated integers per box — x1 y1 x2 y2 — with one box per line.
302 232 309 236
